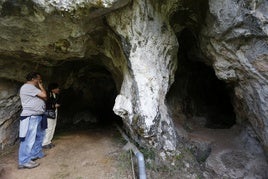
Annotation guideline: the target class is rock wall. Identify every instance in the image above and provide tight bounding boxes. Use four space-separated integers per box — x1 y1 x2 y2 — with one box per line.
0 79 21 149
200 0 268 152
107 0 179 158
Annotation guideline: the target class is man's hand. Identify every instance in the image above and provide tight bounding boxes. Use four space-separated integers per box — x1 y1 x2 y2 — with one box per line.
37 81 47 100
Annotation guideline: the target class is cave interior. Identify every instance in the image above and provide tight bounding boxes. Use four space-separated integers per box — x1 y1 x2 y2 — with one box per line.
35 28 237 134
166 28 236 131
0 0 237 148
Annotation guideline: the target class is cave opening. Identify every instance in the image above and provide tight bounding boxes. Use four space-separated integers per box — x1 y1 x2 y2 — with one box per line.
47 60 122 132
0 57 124 151
167 28 236 130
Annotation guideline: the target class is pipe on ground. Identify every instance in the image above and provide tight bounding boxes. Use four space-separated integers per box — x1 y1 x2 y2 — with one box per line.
116 125 147 179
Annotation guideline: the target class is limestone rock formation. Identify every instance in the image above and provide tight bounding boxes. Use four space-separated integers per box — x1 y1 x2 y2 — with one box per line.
0 0 267 177
200 0 268 152
107 0 178 158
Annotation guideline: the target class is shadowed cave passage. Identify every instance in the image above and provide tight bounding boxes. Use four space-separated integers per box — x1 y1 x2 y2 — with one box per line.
54 61 121 131
167 28 236 129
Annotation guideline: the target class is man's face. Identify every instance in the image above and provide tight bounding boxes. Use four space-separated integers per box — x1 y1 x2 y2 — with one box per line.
33 75 42 86
52 87 60 94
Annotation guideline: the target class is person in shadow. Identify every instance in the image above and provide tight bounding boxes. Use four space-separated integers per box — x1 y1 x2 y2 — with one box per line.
42 83 61 149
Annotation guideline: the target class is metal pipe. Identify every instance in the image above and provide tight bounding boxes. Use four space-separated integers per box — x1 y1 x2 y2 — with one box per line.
116 125 147 179
135 151 146 179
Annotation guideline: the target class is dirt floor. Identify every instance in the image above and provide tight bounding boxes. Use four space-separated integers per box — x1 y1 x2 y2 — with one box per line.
0 127 133 179
1 122 268 179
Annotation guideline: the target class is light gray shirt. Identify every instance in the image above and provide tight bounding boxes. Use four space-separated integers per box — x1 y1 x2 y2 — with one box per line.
20 83 45 116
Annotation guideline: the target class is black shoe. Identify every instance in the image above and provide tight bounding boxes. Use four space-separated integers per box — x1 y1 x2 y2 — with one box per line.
42 144 52 149
50 143 55 148
18 161 40 169
31 154 47 161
